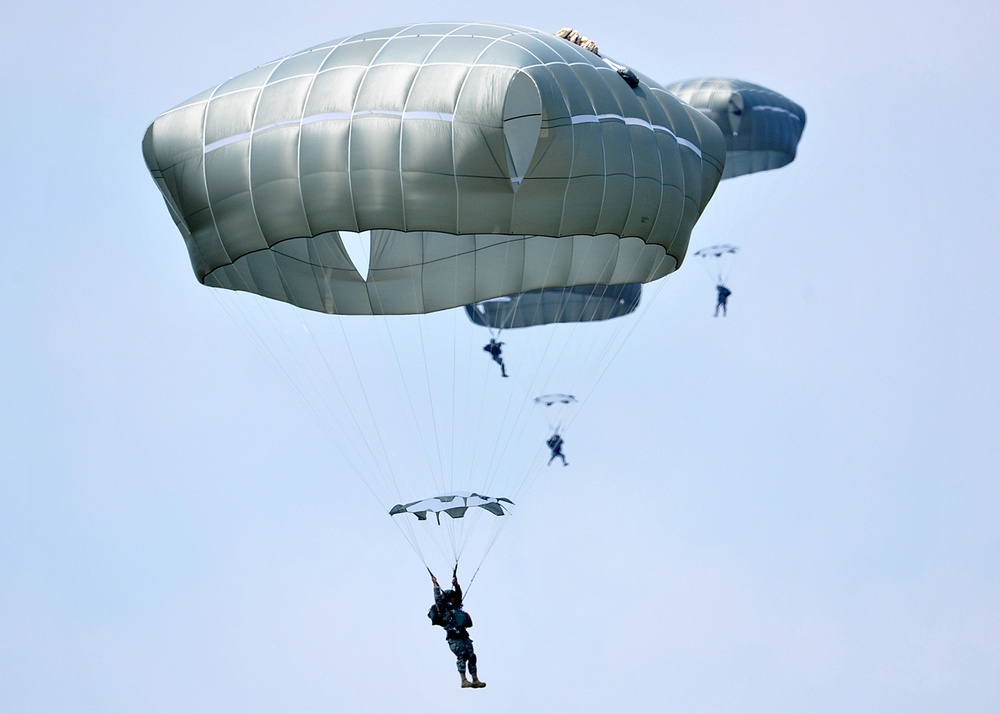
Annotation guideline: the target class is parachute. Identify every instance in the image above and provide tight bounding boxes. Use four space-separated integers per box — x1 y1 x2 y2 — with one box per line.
693 244 740 286
143 23 727 319
390 493 514 523
534 393 577 441
465 284 641 331
665 78 806 180
143 22 731 582
534 394 577 407
693 244 739 259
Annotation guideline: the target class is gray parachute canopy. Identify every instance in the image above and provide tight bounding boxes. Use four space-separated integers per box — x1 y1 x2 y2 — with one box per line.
390 492 514 523
143 22 727 316
665 78 806 179
465 283 641 329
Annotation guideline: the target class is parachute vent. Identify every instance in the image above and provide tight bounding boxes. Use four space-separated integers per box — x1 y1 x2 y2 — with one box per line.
617 67 639 88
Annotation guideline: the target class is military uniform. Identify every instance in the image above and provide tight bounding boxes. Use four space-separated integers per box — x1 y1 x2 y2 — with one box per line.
432 583 485 687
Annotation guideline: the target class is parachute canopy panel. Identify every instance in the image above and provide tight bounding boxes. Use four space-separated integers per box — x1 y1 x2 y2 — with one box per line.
143 22 727 317
665 78 806 179
390 492 514 522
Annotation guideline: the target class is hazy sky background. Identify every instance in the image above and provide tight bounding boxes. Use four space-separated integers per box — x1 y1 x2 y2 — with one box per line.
2 1 998 712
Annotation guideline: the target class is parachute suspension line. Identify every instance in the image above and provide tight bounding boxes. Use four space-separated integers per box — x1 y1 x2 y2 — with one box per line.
361 275 448 501
716 260 733 287
393 512 461 578
369 310 445 499
464 368 530 503
302 316 399 488
509 442 553 503
695 247 738 288
458 307 495 502
499 407 547 501
481 371 533 495
449 308 460 492
460 520 503 602
472 350 528 524
720 256 738 288
451 512 509 604
579 282 638 383
210 290 386 495
209 291 310 408
392 513 431 569
699 255 719 285
463 309 496 498
210 288 415 522
328 315 410 502
528 248 626 394
466 326 493 495
445 519 464 572
446 246 464 494
414 313 450 491
566 253 675 430
571 300 638 391
575 281 643 388
391 511 474 578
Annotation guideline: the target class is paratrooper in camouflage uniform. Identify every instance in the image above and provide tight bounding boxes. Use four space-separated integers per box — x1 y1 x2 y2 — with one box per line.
430 575 486 688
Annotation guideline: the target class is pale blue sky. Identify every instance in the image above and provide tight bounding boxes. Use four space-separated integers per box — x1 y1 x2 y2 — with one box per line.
2 1 999 712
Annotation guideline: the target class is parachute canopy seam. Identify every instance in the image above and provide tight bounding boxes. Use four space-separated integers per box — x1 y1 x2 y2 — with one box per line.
202 110 703 158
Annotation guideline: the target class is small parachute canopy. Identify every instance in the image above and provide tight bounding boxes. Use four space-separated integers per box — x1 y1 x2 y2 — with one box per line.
694 244 740 285
693 244 739 259
665 78 806 179
390 492 514 522
466 284 641 330
535 394 577 407
534 393 577 435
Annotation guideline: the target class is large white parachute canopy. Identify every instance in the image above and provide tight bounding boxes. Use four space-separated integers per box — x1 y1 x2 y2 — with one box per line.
144 23 727 318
